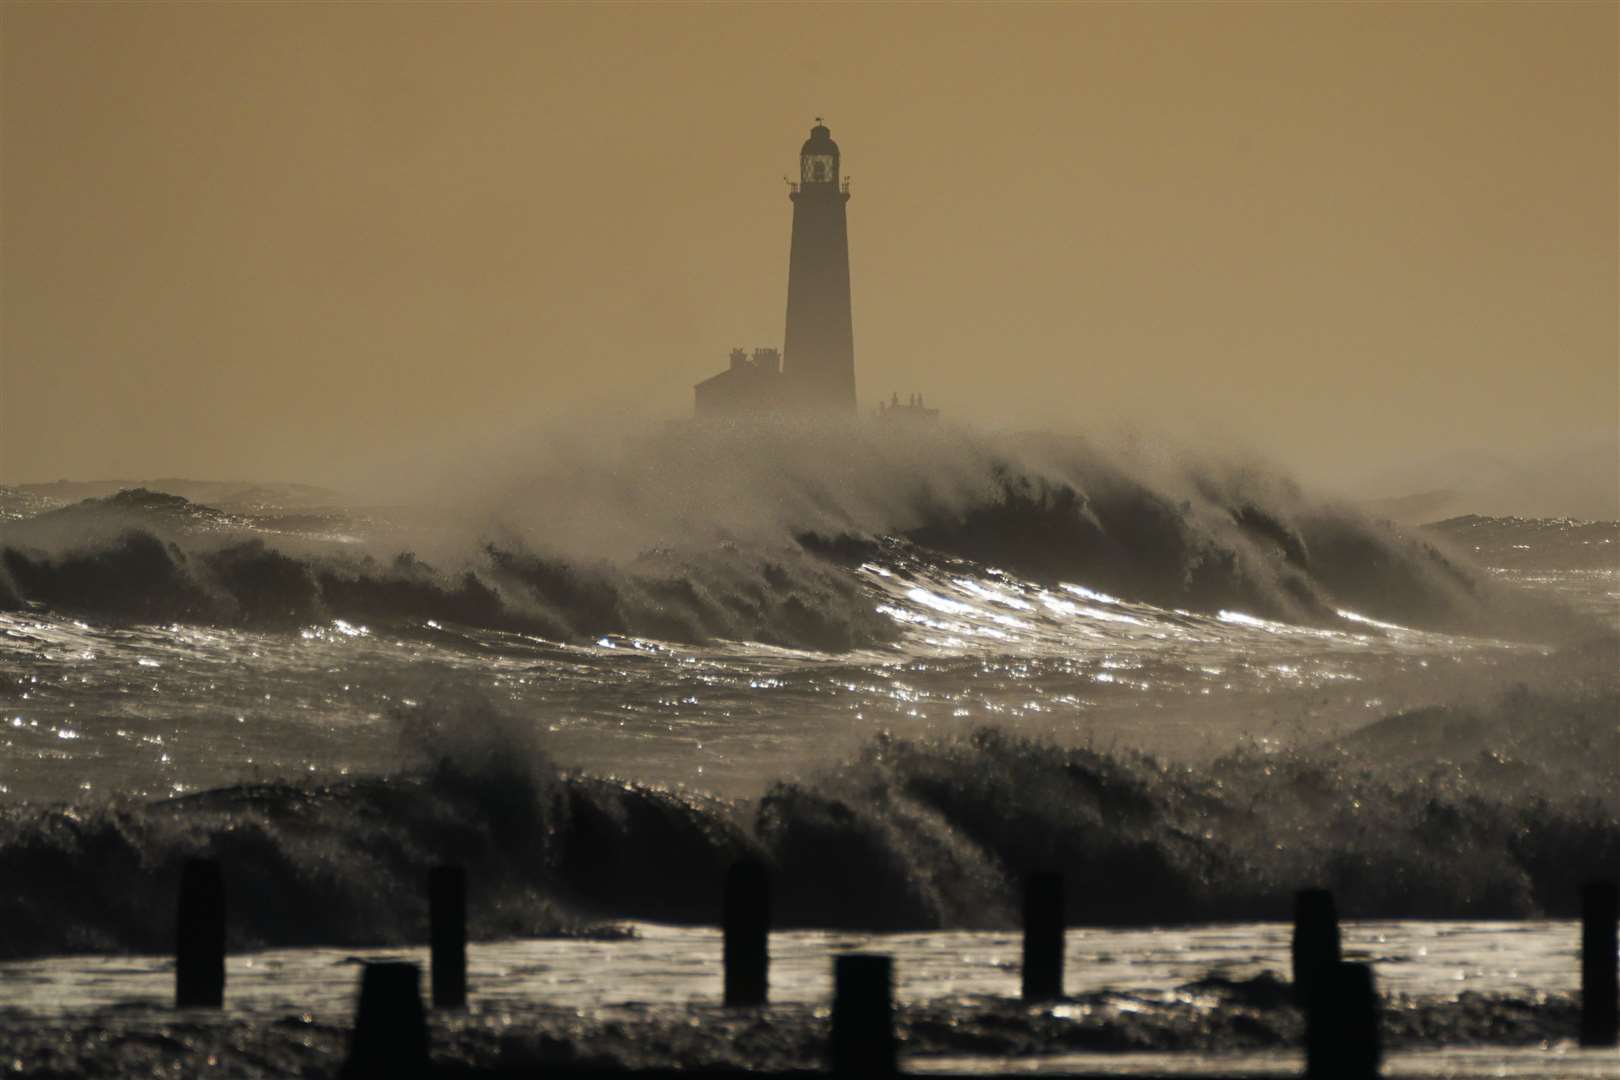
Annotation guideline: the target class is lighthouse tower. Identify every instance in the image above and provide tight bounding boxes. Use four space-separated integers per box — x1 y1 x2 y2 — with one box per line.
782 121 856 412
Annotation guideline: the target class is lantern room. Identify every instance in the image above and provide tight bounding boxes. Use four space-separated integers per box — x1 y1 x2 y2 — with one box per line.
799 121 840 187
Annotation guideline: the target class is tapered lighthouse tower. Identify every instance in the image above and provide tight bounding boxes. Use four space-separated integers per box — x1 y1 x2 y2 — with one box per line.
782 122 856 412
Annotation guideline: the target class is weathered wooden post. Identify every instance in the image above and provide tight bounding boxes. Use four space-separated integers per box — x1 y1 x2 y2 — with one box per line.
175 857 225 1008
430 865 467 1009
344 961 430 1078
1022 871 1064 1002
831 953 896 1075
1293 887 1342 1007
1305 961 1380 1079
1581 878 1619 1047
723 859 769 1006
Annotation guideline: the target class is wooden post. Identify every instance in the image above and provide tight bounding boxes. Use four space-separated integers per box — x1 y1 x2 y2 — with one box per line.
1293 887 1342 1007
831 953 896 1075
723 859 769 1006
1582 879 1619 1047
175 857 225 1008
430 865 467 1009
1305 961 1380 1079
1021 871 1064 1001
344 961 430 1078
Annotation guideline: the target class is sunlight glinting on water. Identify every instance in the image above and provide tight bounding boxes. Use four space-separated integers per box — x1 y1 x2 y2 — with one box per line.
0 919 1583 1016
0 541 1562 802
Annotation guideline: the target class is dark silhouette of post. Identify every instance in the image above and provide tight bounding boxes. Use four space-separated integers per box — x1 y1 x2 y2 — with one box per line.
1293 888 1342 1007
1022 871 1064 1001
430 865 467 1009
1305 961 1380 1079
831 953 896 1075
1582 879 1619 1047
175 857 225 1008
344 961 430 1078
723 859 769 1006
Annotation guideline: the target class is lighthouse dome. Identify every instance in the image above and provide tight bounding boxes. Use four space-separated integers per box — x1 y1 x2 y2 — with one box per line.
800 123 838 156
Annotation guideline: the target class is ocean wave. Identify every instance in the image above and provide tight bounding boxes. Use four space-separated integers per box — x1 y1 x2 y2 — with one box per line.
0 649 1611 960
0 496 891 652
0 426 1591 650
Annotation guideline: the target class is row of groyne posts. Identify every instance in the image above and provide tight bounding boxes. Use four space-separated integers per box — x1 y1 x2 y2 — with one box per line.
170 860 1618 1078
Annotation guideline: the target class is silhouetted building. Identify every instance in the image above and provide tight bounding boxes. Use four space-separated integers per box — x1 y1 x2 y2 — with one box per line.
693 348 781 415
695 122 858 417
876 392 939 422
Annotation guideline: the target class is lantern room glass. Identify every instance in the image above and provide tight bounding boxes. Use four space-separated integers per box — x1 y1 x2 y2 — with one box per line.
801 154 837 185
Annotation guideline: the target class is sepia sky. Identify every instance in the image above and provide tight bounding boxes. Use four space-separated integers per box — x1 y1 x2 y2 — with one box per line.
1 2 1615 493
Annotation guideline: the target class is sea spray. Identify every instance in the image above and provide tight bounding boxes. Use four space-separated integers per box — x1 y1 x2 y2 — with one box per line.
0 424 1589 647
0 650 1612 960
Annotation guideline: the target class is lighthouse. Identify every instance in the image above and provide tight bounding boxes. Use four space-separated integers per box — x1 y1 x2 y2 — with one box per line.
782 121 856 412
693 121 864 417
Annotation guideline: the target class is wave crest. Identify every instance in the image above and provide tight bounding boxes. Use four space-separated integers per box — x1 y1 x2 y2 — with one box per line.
0 424 1589 647
0 652 1611 958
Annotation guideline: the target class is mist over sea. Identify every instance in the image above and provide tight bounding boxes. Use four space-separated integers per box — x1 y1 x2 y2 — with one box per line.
0 422 1615 1074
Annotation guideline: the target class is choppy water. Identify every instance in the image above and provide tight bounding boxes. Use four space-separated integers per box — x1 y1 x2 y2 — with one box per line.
4 504 1606 805
4 919 1586 1014
0 444 1615 1076
0 920 1613 1076
0 548 1552 803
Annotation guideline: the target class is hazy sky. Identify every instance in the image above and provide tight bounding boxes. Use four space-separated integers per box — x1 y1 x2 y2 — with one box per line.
2 2 1615 491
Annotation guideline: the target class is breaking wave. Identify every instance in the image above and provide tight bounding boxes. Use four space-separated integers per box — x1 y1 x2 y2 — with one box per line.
1 424 1610 959
0 425 1588 650
0 643 1612 960
0 491 891 652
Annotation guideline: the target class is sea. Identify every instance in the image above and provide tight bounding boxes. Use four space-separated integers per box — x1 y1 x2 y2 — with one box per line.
0 423 1615 1077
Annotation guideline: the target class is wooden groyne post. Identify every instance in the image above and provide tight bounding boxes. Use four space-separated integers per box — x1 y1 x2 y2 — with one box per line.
175 857 225 1008
344 961 430 1078
723 859 769 1006
1292 887 1342 1007
831 953 896 1075
1305 960 1380 1079
430 865 468 1009
1582 878 1619 1047
1021 871 1064 1002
